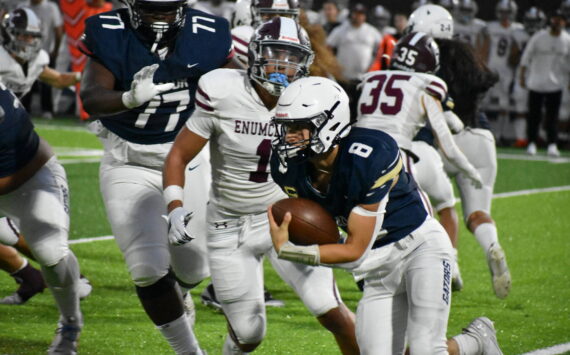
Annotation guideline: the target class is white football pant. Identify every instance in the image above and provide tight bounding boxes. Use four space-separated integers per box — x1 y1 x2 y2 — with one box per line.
0 157 71 266
411 141 456 213
98 129 210 287
356 217 453 355
206 204 343 345
442 128 497 221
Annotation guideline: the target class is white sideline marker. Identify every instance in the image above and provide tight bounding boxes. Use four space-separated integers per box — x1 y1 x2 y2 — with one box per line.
519 342 570 355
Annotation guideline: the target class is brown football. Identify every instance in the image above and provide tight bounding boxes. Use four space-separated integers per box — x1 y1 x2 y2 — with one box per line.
272 198 340 246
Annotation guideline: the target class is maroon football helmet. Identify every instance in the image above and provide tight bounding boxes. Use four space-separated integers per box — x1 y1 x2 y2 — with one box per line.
248 16 313 96
251 0 300 26
390 32 440 74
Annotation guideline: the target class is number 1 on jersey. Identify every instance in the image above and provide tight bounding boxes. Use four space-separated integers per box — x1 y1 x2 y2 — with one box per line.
249 139 272 183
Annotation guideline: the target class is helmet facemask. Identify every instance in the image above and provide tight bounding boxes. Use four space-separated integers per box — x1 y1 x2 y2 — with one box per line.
5 28 42 62
272 100 349 170
125 0 186 52
249 41 313 96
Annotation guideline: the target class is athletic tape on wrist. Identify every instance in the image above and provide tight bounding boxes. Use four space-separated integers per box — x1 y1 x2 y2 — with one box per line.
163 185 184 206
278 241 320 265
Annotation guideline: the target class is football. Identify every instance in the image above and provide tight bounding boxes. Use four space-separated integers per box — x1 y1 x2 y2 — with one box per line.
271 198 340 246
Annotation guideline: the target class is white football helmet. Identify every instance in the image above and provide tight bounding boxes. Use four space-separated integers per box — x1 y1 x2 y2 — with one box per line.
406 4 453 39
455 0 477 24
272 76 351 168
1 7 43 62
231 0 254 28
495 0 517 22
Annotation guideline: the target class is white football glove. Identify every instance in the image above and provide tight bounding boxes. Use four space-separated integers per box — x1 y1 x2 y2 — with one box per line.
122 64 174 109
166 207 195 246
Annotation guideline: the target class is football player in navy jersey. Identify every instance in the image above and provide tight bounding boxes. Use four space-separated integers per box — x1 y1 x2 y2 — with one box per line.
163 17 358 355
268 77 503 354
79 0 233 353
0 83 84 354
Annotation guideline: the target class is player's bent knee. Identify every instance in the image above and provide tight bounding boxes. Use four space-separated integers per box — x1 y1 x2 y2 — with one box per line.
32 240 69 267
131 264 170 288
317 305 354 334
230 314 266 347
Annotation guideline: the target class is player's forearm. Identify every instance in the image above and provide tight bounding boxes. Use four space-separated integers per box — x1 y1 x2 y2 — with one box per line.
47 72 80 89
80 86 127 115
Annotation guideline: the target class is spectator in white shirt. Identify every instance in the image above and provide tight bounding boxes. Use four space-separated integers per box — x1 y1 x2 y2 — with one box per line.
520 10 570 157
326 2 381 120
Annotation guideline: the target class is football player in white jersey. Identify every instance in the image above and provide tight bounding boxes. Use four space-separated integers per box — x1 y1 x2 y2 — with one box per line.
163 17 359 355
510 6 546 148
480 0 522 143
452 0 486 49
404 4 465 289
356 29 482 291
0 7 81 102
404 6 512 299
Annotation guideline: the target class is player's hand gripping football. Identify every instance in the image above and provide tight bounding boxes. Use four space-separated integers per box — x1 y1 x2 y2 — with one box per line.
166 207 195 246
122 64 174 109
267 205 291 252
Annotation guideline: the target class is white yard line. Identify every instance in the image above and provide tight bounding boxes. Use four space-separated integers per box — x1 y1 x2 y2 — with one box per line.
54 147 103 157
497 153 570 164
60 158 101 164
519 343 570 355
35 123 91 132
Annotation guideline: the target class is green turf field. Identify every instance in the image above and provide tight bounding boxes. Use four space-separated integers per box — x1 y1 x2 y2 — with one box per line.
0 120 569 354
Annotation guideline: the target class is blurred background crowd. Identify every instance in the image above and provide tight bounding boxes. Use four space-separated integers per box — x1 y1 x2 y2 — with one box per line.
1 0 569 152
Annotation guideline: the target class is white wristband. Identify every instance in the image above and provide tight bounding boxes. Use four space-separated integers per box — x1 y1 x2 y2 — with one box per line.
163 185 184 206
74 72 82 82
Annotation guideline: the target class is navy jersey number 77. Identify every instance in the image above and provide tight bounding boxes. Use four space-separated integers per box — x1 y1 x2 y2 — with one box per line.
80 7 233 144
270 127 428 248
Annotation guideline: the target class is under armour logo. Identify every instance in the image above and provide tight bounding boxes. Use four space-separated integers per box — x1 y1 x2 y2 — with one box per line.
214 222 228 229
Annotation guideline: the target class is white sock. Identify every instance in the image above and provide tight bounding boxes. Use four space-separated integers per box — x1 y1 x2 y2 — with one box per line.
41 253 81 323
157 314 200 355
452 333 481 355
473 223 499 254
0 217 19 245
223 334 249 355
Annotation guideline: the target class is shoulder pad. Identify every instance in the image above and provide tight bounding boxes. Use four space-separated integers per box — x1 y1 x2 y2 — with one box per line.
195 69 247 114
419 73 447 102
